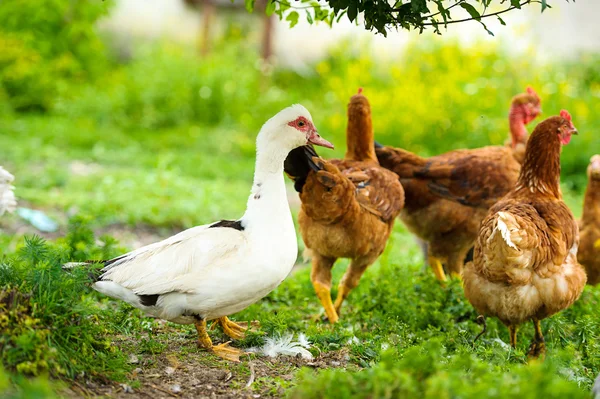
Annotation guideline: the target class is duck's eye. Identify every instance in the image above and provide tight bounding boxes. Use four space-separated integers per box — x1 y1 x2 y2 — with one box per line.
298 120 305 127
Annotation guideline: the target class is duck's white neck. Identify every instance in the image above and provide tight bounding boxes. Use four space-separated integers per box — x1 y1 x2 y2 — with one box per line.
241 144 293 233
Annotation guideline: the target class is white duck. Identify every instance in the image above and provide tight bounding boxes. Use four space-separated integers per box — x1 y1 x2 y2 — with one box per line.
66 105 333 361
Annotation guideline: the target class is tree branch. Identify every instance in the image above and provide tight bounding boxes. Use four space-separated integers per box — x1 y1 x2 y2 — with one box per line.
419 0 466 20
421 0 535 26
272 0 323 10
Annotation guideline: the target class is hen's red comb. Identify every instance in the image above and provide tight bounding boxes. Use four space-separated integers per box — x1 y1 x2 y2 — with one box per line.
560 110 572 121
526 86 540 100
357 87 363 95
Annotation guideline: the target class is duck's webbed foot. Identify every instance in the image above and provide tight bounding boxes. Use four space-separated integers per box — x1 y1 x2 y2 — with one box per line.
195 317 243 362
219 316 247 340
212 341 244 362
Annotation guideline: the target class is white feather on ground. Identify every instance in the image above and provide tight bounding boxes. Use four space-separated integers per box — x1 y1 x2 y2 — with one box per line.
246 333 313 360
0 166 16 216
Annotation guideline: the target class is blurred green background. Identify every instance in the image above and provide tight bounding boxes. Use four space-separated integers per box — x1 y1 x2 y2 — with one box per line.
1 0 598 232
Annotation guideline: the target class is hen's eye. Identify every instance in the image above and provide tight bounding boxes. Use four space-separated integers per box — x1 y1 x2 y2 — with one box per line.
298 120 305 127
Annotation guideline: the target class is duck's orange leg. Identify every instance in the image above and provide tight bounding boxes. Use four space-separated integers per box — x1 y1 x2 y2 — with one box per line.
195 318 243 362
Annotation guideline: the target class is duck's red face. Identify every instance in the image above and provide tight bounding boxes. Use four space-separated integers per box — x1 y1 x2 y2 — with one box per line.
288 116 334 149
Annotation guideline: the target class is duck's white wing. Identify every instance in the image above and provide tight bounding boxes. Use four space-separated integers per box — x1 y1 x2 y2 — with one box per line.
100 224 246 295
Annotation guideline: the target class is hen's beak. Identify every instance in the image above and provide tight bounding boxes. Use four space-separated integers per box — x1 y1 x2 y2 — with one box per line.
571 128 579 135
308 130 334 149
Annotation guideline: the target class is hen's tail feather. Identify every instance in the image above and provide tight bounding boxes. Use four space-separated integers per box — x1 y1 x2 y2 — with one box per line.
374 140 383 149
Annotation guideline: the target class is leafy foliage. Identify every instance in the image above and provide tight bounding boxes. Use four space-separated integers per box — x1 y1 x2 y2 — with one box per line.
289 340 589 398
264 0 571 36
2 37 598 228
0 218 128 380
0 0 113 111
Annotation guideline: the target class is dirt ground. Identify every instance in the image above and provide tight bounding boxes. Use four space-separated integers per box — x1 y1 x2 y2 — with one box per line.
62 336 349 399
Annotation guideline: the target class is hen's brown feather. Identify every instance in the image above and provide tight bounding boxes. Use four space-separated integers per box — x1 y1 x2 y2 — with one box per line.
464 115 586 338
286 90 404 321
376 144 520 276
578 156 600 285
374 89 540 278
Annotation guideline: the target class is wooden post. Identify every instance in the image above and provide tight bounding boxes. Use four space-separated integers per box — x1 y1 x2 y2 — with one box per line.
261 11 275 62
200 0 215 55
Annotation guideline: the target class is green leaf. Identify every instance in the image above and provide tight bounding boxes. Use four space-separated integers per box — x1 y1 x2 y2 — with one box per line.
459 3 481 21
435 1 448 24
479 21 494 36
347 2 358 22
541 0 548 12
510 0 522 8
265 0 276 16
278 0 290 12
286 10 299 28
497 15 506 25
305 9 314 24
244 0 255 12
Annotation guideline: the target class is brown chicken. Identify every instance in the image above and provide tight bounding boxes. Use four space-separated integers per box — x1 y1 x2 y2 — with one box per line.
504 86 542 163
464 111 586 357
578 155 600 285
284 90 404 323
375 88 541 281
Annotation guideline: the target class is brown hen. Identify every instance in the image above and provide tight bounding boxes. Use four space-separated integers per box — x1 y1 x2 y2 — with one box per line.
375 88 541 281
284 90 404 323
578 155 600 285
464 111 586 357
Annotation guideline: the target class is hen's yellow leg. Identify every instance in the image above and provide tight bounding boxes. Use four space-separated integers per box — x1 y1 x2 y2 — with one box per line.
508 325 518 348
218 317 247 340
195 318 242 362
428 256 447 282
311 254 339 323
313 281 339 323
334 255 376 316
528 319 546 358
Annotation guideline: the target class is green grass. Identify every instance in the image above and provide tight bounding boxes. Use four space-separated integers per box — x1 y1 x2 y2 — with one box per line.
1 217 598 397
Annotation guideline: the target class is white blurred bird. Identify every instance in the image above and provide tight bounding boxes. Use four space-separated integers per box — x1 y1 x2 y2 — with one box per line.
593 372 600 399
0 166 16 216
64 105 333 362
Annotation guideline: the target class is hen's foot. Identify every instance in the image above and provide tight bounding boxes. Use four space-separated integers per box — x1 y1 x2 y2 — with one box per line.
527 340 546 358
333 285 351 317
528 320 546 358
473 315 487 344
313 281 339 323
508 325 518 348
